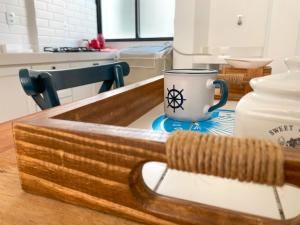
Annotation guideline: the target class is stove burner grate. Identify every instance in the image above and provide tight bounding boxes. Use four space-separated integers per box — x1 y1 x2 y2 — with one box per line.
44 47 97 53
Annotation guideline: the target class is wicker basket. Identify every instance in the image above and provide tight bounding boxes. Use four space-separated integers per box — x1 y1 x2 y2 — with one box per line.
215 66 272 101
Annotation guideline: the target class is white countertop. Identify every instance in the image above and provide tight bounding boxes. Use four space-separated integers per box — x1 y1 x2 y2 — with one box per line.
193 55 228 65
0 52 117 66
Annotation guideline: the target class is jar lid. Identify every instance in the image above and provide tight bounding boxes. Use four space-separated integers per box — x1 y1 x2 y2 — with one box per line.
250 57 300 97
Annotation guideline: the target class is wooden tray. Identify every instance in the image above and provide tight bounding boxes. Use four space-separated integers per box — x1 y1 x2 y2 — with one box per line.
13 76 300 225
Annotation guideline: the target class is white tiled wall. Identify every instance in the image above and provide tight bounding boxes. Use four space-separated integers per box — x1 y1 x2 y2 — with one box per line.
0 0 32 50
0 0 97 51
35 0 97 49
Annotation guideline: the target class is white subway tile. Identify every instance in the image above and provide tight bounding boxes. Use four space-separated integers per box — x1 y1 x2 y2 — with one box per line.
0 12 5 22
0 33 23 43
69 31 82 39
38 35 51 44
38 27 55 36
52 0 65 7
67 24 76 31
51 36 65 44
36 9 53 19
49 20 64 29
36 18 49 27
0 23 9 32
1 0 97 49
18 0 25 7
53 13 65 22
0 4 5 12
47 4 64 14
0 0 19 6
66 3 81 12
8 25 27 34
55 29 64 36
6 5 26 16
68 17 81 25
35 1 47 10
36 0 51 3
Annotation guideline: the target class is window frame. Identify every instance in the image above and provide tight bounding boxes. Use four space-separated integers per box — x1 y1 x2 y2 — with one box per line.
95 0 174 42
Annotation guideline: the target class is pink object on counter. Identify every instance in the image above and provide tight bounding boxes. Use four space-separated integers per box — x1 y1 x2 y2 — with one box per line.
89 39 101 50
97 33 106 49
100 48 118 52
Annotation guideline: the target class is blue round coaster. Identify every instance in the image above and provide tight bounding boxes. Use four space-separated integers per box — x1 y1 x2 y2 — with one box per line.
152 109 235 136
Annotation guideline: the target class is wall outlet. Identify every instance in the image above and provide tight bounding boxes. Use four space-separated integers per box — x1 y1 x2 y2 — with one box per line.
5 12 17 25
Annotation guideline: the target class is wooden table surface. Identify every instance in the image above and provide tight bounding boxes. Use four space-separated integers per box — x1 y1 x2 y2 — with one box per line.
0 121 143 225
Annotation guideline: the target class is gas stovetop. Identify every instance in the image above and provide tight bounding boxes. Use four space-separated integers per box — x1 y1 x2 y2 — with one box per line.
44 47 97 53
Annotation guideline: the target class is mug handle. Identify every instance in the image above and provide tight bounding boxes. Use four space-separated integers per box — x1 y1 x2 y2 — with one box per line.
208 80 228 112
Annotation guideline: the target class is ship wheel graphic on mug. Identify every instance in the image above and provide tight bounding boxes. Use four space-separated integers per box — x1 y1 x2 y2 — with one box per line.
166 85 186 113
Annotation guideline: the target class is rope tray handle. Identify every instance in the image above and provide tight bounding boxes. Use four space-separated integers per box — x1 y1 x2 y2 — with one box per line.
166 131 284 186
216 74 246 84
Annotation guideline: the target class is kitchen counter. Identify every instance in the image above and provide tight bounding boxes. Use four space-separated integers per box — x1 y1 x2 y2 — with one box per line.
0 52 117 66
193 55 228 65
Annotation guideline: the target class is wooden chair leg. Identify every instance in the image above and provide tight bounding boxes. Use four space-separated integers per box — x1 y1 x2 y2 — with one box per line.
113 64 125 88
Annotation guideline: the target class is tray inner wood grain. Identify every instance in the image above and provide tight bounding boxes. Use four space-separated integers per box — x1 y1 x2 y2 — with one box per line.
53 77 164 126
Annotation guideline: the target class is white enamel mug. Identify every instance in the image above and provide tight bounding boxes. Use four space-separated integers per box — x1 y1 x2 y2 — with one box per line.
164 69 228 121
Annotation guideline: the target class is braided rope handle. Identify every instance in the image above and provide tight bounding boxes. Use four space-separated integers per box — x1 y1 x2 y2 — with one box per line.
166 131 284 186
216 74 246 84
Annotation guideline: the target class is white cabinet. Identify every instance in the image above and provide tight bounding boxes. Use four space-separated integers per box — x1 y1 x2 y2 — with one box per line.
208 0 270 48
0 67 35 122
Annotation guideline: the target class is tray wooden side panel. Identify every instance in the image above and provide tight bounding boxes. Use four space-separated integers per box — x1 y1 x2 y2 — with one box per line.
13 121 297 225
54 77 164 127
14 122 169 225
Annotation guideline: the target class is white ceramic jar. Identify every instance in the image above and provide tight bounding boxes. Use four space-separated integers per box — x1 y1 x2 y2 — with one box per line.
235 57 300 148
